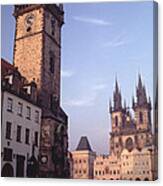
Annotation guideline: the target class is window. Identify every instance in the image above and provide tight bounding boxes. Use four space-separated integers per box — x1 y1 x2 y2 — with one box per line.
16 126 22 142
139 112 143 123
26 106 31 119
3 148 13 161
51 17 55 35
113 170 116 175
34 131 38 147
95 171 98 175
49 56 54 73
105 167 109 174
7 98 13 112
25 129 30 144
115 116 118 126
35 110 39 123
17 102 23 116
6 122 12 140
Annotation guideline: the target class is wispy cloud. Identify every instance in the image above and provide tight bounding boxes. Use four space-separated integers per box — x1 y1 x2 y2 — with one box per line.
64 82 107 107
92 83 107 91
103 32 129 48
64 93 97 107
61 70 74 78
73 16 112 26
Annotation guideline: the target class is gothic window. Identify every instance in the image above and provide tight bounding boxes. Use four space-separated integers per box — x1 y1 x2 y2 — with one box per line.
139 112 143 123
51 17 55 36
115 116 118 127
6 122 12 140
49 51 55 74
125 137 134 152
50 94 58 113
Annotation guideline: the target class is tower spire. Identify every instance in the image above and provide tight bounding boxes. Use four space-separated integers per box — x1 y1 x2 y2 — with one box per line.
136 74 148 107
113 77 122 111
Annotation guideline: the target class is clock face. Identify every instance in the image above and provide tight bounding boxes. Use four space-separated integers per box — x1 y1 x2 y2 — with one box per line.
25 14 35 27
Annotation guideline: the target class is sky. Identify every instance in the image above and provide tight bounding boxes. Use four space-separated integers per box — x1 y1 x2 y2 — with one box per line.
1 2 154 154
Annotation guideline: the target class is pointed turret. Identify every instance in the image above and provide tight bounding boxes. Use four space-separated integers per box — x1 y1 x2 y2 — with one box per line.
113 78 122 111
136 74 148 107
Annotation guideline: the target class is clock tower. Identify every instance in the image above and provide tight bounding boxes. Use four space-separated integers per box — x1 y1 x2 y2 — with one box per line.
13 4 69 178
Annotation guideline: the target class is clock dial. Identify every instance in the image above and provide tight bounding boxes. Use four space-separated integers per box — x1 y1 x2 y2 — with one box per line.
25 14 35 27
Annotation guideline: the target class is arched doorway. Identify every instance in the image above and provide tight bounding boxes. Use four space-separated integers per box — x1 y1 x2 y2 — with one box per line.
1 163 14 177
135 178 141 181
144 178 149 181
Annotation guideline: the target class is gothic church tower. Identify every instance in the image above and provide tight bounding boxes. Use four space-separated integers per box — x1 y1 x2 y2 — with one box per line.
13 4 68 178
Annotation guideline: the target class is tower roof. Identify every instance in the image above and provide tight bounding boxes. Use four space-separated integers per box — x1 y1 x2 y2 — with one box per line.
76 136 92 151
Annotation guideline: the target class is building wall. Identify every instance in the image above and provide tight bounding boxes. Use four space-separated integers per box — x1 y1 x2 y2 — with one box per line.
121 148 154 181
71 150 96 179
1 91 41 177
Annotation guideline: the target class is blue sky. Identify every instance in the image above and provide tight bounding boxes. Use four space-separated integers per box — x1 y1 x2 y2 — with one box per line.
1 2 154 154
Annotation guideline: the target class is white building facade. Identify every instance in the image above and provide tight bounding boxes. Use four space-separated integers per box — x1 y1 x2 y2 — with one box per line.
1 59 42 177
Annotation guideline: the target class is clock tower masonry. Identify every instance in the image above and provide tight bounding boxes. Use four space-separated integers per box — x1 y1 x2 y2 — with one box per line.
13 4 69 178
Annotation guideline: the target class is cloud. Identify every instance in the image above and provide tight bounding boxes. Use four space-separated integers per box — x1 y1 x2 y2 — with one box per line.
73 16 112 26
92 83 107 91
103 32 129 48
61 70 74 78
64 93 97 107
63 82 107 107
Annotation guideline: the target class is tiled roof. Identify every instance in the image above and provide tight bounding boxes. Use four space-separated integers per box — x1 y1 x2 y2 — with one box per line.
76 136 92 151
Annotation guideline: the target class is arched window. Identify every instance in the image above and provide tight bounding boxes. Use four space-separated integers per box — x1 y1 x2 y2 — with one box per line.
115 116 118 127
139 112 143 123
49 51 55 74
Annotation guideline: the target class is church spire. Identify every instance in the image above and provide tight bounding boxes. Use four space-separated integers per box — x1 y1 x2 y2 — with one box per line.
136 74 147 107
113 78 122 111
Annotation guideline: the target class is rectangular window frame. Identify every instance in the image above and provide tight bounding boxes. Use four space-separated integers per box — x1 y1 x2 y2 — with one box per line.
6 121 12 140
17 102 23 116
25 128 30 145
26 106 31 120
16 125 22 142
7 97 13 112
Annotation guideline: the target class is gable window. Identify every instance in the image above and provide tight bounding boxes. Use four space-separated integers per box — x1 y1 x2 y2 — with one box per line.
16 125 22 142
7 98 13 112
6 122 12 140
139 112 143 123
25 129 30 144
26 106 31 120
17 102 23 116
